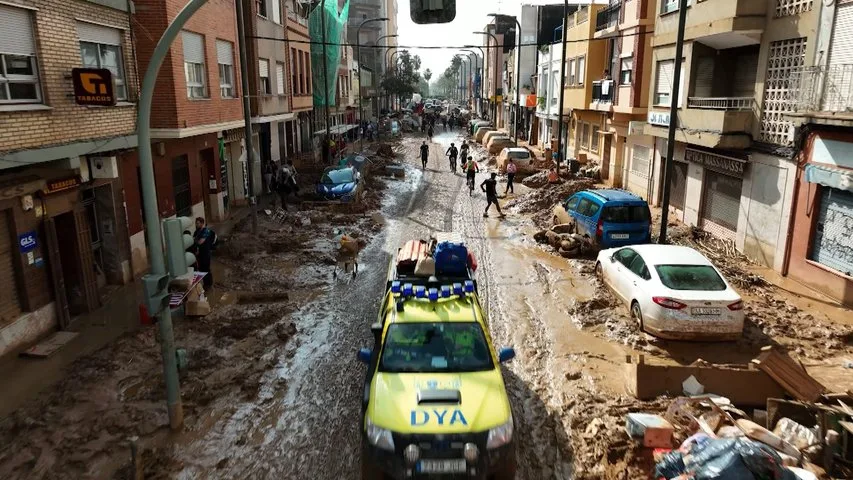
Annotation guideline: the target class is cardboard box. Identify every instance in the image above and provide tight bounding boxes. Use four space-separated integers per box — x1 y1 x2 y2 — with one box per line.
625 413 674 448
185 300 211 317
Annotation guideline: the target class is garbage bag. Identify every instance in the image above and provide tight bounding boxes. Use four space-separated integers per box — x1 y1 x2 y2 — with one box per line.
654 438 797 480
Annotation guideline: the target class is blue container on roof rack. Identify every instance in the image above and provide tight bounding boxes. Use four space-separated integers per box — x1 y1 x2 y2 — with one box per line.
414 285 427 298
452 283 463 295
428 288 439 302
440 285 452 298
403 283 414 296
464 280 475 293
390 281 401 294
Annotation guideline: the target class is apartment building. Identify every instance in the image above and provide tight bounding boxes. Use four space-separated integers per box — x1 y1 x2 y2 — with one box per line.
482 21 506 125
243 0 292 181
635 0 821 273
535 41 564 147
590 0 655 187
563 5 609 167
784 0 853 306
123 0 245 275
0 0 138 356
285 0 315 154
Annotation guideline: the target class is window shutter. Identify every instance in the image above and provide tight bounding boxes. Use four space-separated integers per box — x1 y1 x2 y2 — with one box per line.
829 3 853 66
272 0 282 23
216 40 233 65
182 31 205 64
259 59 269 77
694 57 715 97
276 62 285 94
656 60 674 96
0 5 35 55
578 57 586 84
76 21 122 45
733 53 758 97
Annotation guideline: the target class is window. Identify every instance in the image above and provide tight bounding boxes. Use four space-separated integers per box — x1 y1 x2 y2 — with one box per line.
259 59 270 94
631 145 651 176
662 0 691 15
577 56 586 85
654 60 674 106
182 31 207 98
306 52 312 93
0 5 41 104
809 188 853 276
299 51 306 94
216 40 235 98
614 248 638 267
655 265 727 291
290 48 298 95
566 196 580 211
271 0 281 24
276 62 285 95
591 125 600 153
628 256 650 280
257 0 268 17
620 57 633 84
577 198 601 217
581 122 590 149
77 23 127 101
602 206 651 224
568 58 576 85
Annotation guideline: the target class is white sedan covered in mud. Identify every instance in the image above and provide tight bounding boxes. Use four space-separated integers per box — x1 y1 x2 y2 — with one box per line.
595 244 744 341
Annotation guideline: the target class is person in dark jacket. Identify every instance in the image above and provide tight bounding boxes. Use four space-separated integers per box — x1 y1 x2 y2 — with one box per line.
193 217 214 289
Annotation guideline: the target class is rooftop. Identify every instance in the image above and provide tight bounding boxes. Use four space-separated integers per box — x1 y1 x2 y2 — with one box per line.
590 189 645 203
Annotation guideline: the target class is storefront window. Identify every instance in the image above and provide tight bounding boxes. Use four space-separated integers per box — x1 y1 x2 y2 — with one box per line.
810 187 853 277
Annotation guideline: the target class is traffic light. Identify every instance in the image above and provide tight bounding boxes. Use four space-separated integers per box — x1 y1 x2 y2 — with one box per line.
163 217 196 277
410 0 455 24
142 273 170 315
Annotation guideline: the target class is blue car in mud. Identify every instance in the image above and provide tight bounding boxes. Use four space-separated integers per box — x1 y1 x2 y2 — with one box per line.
316 166 361 202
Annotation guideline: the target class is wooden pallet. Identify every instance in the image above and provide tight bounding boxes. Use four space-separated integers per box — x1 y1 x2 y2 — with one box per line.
752 346 827 402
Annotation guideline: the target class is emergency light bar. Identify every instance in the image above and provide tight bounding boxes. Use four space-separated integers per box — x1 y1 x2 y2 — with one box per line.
391 281 401 294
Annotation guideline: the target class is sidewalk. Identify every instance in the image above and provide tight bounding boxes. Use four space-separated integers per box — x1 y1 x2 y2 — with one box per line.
0 203 261 418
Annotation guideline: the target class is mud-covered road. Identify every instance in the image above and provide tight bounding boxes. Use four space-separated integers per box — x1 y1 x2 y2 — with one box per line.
168 131 586 479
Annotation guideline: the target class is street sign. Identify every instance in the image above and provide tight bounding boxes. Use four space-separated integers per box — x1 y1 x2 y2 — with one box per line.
72 68 116 106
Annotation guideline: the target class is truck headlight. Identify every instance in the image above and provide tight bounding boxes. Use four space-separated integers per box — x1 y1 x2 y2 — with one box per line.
486 417 514 449
366 418 395 451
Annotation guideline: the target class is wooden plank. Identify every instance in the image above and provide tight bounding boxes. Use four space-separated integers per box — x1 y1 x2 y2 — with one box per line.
752 347 827 402
20 331 78 358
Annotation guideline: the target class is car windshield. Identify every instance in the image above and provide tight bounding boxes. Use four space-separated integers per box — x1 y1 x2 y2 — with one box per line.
509 151 530 159
655 265 727 291
601 205 651 223
322 168 354 184
379 322 494 373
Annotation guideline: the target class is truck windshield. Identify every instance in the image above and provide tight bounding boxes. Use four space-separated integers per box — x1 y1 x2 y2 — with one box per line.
379 322 494 373
601 205 651 223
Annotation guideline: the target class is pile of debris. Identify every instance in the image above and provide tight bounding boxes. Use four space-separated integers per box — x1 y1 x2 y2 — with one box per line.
505 178 595 227
533 223 588 258
592 348 853 480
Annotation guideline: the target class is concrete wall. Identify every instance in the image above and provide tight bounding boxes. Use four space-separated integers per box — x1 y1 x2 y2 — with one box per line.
0 303 56 358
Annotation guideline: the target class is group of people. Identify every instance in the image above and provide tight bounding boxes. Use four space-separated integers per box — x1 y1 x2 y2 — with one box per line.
262 159 300 209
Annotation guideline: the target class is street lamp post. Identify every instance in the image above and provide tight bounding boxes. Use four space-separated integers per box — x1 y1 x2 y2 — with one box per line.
356 16 388 150
375 34 397 117
462 49 479 113
489 13 522 146
473 30 499 123
464 45 486 116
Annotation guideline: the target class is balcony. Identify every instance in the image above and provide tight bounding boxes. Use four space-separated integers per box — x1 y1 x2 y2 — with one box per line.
687 97 754 110
595 3 621 38
653 0 766 49
592 80 613 104
789 65 853 125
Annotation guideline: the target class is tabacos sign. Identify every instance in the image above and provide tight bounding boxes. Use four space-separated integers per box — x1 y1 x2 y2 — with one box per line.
410 409 468 427
72 68 116 106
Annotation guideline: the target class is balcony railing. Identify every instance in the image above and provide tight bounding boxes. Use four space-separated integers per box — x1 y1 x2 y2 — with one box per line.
687 97 755 110
596 3 621 31
592 80 613 103
789 65 853 114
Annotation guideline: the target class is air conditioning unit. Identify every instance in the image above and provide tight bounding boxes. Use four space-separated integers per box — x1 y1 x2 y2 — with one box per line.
90 156 120 179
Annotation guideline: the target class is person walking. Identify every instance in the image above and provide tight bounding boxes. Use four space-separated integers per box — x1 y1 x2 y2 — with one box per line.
276 164 293 209
420 141 429 169
481 173 505 218
505 158 517 195
263 161 275 194
193 217 214 289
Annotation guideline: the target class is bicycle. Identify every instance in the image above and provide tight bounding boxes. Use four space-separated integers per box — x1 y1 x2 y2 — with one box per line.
466 173 475 196
448 155 458 173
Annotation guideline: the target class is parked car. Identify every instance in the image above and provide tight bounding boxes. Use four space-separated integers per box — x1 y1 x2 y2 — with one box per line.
497 147 533 173
552 189 651 248
475 127 495 142
482 130 507 146
316 166 361 202
487 136 515 155
595 244 745 340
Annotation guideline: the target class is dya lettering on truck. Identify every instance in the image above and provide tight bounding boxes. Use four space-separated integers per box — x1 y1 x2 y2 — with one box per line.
410 409 468 426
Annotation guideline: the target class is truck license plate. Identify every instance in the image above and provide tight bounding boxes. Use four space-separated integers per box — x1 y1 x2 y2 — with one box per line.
691 307 721 316
611 233 629 240
417 459 467 474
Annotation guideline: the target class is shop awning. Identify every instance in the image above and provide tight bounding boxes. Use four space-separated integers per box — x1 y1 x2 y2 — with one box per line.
805 163 853 192
314 124 359 135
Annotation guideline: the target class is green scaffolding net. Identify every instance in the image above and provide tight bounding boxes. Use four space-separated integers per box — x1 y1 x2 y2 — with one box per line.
310 0 349 107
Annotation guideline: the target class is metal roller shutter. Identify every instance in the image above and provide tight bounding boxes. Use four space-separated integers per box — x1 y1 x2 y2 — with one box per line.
670 161 688 211
0 5 36 55
215 40 233 65
810 187 853 277
276 62 285 94
829 3 853 66
0 211 22 328
693 57 715 98
701 170 742 239
733 52 759 98
76 21 122 45
182 31 204 64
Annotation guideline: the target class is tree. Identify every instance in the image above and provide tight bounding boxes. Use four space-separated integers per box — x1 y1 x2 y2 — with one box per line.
423 68 432 83
381 49 422 101
432 73 455 97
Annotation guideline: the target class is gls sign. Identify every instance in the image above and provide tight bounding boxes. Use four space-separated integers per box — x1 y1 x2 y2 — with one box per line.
410 409 468 427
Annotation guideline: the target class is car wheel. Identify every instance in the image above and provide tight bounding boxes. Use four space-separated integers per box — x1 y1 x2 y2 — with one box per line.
594 261 602 278
361 441 382 480
631 301 644 332
553 215 560 226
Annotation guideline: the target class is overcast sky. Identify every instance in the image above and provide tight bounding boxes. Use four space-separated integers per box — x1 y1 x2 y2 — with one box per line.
396 0 603 78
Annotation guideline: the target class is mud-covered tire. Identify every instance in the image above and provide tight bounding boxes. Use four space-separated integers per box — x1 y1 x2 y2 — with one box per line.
631 301 644 331
553 216 560 226
360 443 382 480
594 261 602 278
